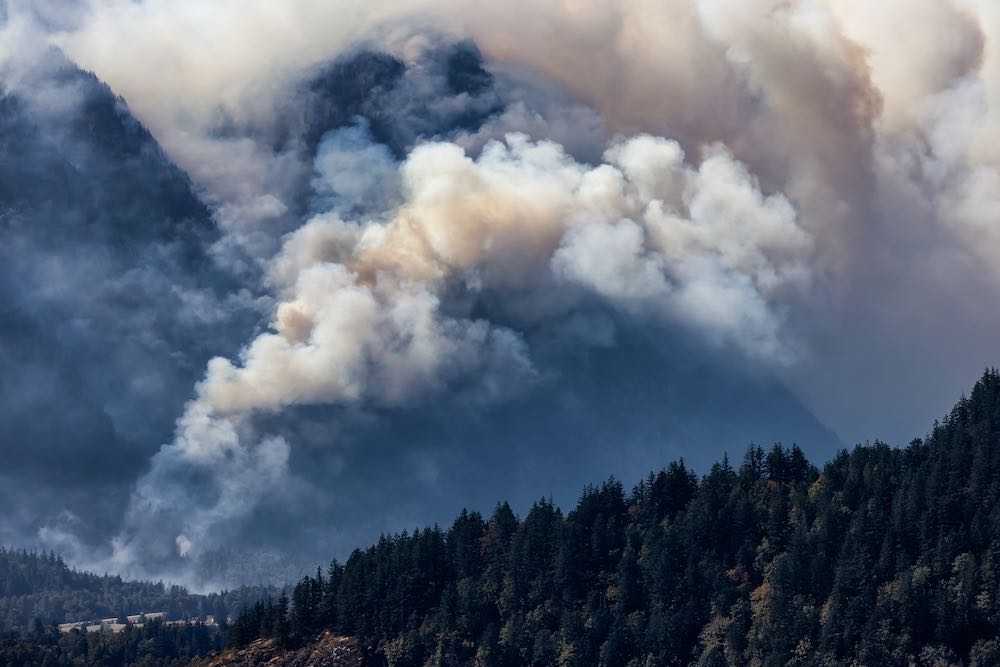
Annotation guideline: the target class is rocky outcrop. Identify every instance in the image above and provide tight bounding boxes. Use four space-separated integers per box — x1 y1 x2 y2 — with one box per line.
192 632 362 667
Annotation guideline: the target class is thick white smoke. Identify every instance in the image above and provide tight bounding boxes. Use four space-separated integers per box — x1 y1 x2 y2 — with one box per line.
107 129 810 576
7 0 998 580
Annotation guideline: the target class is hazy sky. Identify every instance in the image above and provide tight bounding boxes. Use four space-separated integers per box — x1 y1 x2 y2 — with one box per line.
1 0 998 588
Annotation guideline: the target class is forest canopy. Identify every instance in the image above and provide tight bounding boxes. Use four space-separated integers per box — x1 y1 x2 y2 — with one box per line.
229 370 1000 666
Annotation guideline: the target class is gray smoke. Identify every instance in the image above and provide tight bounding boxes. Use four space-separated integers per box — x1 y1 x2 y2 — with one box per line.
0 0 997 587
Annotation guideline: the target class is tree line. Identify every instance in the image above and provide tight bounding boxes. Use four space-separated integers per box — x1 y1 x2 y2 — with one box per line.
0 619 221 666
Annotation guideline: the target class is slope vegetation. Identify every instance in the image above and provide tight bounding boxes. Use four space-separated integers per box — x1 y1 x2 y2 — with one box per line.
232 370 1000 666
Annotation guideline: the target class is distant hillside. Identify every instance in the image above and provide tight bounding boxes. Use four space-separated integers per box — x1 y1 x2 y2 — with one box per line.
228 370 1000 666
0 619 220 667
0 548 270 630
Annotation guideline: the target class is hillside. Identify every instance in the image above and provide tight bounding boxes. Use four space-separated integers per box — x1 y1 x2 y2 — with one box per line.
228 370 1000 666
0 549 269 630
0 620 221 666
3 370 1000 666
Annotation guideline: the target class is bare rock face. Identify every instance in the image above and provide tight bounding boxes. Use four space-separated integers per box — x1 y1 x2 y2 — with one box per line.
192 632 362 667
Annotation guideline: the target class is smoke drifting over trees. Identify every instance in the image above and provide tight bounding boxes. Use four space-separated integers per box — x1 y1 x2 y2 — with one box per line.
0 0 998 587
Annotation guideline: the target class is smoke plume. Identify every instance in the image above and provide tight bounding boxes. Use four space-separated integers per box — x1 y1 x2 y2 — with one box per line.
1 0 998 585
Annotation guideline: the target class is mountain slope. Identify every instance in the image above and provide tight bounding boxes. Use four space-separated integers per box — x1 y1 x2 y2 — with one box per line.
0 49 256 555
230 369 1000 666
307 338 844 551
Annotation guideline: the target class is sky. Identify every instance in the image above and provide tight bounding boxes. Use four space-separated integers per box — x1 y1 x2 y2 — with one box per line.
0 0 998 589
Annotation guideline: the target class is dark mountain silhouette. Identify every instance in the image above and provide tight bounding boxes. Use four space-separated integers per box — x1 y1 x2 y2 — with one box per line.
0 51 255 553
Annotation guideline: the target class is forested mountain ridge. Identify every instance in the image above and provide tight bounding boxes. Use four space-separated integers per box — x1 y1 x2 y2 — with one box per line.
3 370 1000 666
228 369 1000 666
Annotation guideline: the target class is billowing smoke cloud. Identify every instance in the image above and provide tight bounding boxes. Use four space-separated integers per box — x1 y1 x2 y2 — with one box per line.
2 0 999 586
110 126 811 579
